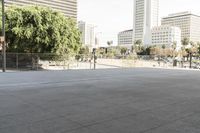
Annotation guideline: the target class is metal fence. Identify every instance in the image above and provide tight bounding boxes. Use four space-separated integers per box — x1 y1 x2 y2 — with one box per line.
0 53 200 71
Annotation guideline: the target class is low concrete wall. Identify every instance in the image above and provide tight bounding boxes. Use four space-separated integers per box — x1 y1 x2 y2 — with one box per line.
97 59 168 68
39 59 170 70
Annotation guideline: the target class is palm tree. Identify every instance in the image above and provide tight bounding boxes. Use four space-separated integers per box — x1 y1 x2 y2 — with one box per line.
172 41 177 66
134 40 142 47
181 38 190 61
181 37 189 47
190 41 195 47
172 41 177 50
120 47 127 56
107 41 113 47
133 40 142 53
162 44 166 49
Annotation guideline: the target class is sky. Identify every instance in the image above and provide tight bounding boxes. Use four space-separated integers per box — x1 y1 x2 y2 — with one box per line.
78 0 200 46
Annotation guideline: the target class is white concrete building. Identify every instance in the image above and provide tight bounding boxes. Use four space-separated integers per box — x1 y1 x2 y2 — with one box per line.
118 30 133 49
78 21 95 49
5 0 77 20
162 11 200 43
151 25 181 49
133 0 159 46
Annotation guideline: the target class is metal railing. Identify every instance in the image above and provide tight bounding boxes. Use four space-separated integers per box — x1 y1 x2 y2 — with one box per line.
0 53 200 71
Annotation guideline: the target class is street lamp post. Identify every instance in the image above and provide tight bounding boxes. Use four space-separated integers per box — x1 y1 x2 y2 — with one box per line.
1 0 6 72
93 48 96 70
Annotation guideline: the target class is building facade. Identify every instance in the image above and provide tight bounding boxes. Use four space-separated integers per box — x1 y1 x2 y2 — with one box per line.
5 0 77 20
133 0 159 46
161 11 200 43
152 25 181 49
78 21 95 49
118 30 133 49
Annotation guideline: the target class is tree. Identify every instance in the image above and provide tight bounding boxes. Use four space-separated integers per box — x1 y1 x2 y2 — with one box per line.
1 6 81 54
0 7 2 36
107 41 113 47
145 46 151 55
172 41 177 50
133 40 142 53
172 41 177 64
162 44 166 49
197 42 200 55
181 38 189 47
180 38 190 60
120 47 127 55
75 46 89 61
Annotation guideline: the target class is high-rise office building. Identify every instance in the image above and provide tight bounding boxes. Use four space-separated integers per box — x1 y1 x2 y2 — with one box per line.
5 0 77 20
162 11 200 43
78 21 96 49
118 29 133 49
133 0 159 46
152 25 181 49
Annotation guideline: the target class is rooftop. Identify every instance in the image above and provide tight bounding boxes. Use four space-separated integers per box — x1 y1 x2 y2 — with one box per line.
162 11 200 19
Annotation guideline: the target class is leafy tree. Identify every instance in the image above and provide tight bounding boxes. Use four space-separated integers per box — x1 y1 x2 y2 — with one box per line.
75 46 89 61
78 46 89 55
145 46 151 55
197 42 200 55
0 6 81 54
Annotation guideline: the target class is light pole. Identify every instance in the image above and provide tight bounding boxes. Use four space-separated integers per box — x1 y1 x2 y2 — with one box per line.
92 48 96 70
1 0 6 72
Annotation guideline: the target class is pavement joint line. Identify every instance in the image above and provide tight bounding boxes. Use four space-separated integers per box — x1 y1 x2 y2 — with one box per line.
66 100 190 129
1 69 200 133
1 94 84 128
0 115 83 131
0 73 185 89
61 126 102 133
0 74 151 88
3 90 186 132
139 112 197 133
2 93 92 128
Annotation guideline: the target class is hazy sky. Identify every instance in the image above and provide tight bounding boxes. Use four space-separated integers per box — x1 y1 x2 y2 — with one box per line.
78 0 200 46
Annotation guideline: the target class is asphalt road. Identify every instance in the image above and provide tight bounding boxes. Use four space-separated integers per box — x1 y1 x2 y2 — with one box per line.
0 68 200 133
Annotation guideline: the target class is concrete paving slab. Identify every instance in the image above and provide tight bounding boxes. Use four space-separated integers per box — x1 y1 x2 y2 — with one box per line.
0 68 200 133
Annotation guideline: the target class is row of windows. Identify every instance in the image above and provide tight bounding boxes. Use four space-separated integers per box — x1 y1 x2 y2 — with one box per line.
6 0 77 18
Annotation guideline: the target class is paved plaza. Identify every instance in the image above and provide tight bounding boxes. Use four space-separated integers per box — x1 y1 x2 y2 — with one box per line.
0 68 200 133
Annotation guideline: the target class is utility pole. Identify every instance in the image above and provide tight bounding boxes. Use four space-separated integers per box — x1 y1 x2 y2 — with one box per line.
2 0 6 72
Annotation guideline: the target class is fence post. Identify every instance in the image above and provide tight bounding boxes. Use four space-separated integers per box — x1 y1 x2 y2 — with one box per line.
16 53 19 70
36 55 39 71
